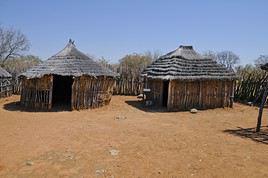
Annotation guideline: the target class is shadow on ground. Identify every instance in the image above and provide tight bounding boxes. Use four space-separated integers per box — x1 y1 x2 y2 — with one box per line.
224 126 268 145
3 102 72 112
125 100 169 113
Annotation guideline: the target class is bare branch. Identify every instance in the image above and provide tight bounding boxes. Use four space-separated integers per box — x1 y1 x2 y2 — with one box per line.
255 55 268 67
0 26 30 65
203 50 240 70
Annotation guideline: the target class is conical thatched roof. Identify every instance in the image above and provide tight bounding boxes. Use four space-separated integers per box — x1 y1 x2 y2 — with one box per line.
0 66 12 78
143 45 237 80
20 40 117 79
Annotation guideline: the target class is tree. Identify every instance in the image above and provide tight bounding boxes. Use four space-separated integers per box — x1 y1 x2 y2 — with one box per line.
254 55 268 67
144 50 161 61
113 51 159 95
97 57 117 72
3 55 42 77
203 51 240 70
203 50 217 61
216 51 240 70
118 53 154 80
92 51 160 95
0 26 30 65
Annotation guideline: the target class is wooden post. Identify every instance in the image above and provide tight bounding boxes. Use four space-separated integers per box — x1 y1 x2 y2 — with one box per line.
167 80 172 111
221 81 225 108
71 77 76 110
230 80 235 108
256 81 268 132
48 75 53 110
199 81 202 108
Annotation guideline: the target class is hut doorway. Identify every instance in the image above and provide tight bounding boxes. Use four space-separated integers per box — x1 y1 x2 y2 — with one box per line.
162 80 169 107
52 75 73 109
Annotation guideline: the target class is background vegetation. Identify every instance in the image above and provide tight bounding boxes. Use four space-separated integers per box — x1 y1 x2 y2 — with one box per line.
1 25 268 104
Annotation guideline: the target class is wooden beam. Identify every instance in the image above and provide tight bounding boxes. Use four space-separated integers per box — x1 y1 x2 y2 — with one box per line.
199 81 202 108
230 80 235 108
256 81 268 132
167 80 172 111
48 75 53 110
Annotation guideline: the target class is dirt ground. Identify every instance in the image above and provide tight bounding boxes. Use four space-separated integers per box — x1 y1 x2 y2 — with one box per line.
0 95 267 178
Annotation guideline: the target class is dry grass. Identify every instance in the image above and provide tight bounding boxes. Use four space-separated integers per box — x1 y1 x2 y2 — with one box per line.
0 95 267 178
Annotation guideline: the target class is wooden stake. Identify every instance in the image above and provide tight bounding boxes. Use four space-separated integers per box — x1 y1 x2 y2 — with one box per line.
256 81 268 132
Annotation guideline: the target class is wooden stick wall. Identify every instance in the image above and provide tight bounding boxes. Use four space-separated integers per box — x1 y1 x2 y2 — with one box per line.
0 78 12 98
168 80 234 111
146 79 163 106
20 75 115 110
147 79 235 111
113 78 143 95
71 76 115 110
20 75 53 110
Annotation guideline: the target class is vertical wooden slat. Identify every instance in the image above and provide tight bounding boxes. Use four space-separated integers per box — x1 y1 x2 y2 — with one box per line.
48 75 53 110
167 80 172 111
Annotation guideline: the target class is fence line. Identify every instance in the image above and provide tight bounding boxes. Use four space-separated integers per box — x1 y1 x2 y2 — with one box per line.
0 79 13 98
235 69 268 104
10 78 144 96
113 78 143 95
7 73 268 104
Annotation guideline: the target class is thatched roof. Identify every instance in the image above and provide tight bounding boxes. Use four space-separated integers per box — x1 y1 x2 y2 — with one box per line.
20 40 117 79
142 45 237 80
0 66 12 78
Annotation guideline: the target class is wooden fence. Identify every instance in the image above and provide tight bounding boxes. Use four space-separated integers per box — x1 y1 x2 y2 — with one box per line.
8 77 144 97
235 68 268 104
13 79 22 94
113 78 143 95
0 78 13 98
13 72 268 104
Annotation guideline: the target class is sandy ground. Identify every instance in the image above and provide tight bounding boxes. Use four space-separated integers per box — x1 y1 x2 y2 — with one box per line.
0 95 267 178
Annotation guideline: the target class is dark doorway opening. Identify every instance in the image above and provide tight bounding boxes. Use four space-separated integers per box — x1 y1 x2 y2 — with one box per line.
52 75 73 109
162 80 169 107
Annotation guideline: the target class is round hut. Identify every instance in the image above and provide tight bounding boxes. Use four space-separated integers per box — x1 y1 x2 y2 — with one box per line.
142 45 237 111
19 40 117 110
0 66 12 98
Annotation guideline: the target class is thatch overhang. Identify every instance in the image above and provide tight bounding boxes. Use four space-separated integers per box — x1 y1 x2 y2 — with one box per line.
0 66 12 78
142 45 237 80
19 40 117 79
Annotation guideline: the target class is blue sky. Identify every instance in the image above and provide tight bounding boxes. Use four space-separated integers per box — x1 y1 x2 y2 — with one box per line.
0 0 267 65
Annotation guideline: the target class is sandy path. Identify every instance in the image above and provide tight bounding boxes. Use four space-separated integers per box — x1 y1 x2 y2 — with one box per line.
0 95 267 178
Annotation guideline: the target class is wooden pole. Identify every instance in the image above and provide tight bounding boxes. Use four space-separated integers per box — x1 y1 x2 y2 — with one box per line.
199 81 202 108
48 75 53 110
256 81 268 132
167 80 172 111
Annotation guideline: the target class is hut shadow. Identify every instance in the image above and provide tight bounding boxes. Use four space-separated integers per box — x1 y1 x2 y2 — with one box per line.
3 102 72 112
125 100 169 113
224 126 268 145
